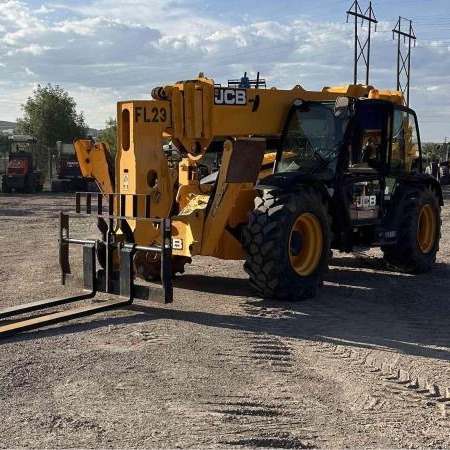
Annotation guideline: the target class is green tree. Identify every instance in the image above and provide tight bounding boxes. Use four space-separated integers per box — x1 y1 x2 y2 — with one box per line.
97 117 117 157
0 134 9 174
0 134 9 154
422 143 442 162
17 84 88 173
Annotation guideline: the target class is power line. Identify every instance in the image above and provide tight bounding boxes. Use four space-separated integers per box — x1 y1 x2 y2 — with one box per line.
346 0 378 85
393 16 416 106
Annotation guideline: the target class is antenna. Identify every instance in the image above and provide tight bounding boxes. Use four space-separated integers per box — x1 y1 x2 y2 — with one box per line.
346 0 378 85
228 72 267 89
392 16 416 106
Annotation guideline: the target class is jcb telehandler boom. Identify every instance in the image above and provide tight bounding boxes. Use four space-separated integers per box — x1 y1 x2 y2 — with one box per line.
0 74 442 337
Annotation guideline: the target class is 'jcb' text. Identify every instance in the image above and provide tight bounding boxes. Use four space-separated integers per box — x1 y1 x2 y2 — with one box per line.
214 88 247 106
355 195 377 208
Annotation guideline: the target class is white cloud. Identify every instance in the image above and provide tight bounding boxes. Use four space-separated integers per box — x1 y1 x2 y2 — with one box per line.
55 17 103 36
7 44 53 56
35 4 54 14
51 0 222 36
0 1 448 141
0 0 46 30
24 66 36 76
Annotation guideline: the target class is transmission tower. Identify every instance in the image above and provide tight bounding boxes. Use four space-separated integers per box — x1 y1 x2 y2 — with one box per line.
392 16 416 106
346 0 378 85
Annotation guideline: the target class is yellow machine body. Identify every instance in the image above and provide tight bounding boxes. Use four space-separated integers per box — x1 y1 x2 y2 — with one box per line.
75 75 404 261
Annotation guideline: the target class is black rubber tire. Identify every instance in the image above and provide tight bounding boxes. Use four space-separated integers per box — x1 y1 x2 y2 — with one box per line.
382 187 441 273
86 181 99 192
51 180 61 193
242 187 332 301
25 174 37 194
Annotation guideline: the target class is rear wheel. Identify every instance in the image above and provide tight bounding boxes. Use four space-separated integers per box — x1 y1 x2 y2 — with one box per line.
243 187 331 301
51 180 61 193
26 174 37 194
86 181 99 192
2 181 11 193
382 187 441 273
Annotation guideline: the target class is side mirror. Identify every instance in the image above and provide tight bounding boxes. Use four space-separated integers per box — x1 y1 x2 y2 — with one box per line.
334 96 353 118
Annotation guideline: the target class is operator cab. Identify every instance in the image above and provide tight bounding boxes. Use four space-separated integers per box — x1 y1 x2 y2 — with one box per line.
276 96 421 176
272 95 423 249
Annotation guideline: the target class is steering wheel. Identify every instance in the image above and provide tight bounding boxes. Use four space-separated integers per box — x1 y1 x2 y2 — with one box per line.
313 149 326 163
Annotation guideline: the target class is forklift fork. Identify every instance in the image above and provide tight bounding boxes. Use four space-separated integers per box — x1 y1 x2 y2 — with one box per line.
0 192 173 339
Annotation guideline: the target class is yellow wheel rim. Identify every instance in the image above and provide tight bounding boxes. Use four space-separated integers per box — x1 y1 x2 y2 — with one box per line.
417 204 436 254
289 212 323 277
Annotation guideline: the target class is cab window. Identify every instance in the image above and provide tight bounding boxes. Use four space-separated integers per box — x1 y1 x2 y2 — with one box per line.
348 103 389 173
391 108 420 173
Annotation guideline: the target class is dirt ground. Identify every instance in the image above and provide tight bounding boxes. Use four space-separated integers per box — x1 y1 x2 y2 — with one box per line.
0 188 450 448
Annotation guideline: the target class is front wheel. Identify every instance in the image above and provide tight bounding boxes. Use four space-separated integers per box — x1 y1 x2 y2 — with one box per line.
242 187 331 301
25 175 37 194
382 187 441 273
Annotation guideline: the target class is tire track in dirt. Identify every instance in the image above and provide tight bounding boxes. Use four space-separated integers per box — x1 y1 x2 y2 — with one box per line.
201 322 322 448
238 282 450 440
338 252 450 388
305 340 450 418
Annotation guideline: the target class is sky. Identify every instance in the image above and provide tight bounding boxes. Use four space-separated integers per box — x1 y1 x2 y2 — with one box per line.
0 0 449 141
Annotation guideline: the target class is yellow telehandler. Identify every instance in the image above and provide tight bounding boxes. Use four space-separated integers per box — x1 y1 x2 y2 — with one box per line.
0 74 442 337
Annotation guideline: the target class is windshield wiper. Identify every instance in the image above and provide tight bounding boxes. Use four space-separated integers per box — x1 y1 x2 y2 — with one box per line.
308 141 343 175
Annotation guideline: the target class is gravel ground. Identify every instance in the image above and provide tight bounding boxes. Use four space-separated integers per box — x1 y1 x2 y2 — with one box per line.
0 188 449 448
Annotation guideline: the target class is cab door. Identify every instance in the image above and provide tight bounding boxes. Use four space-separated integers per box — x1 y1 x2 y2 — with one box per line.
340 101 392 229
387 106 421 175
381 105 422 216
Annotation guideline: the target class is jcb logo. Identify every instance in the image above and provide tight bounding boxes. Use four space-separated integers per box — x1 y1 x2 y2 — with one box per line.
356 195 377 208
172 238 183 250
214 88 246 106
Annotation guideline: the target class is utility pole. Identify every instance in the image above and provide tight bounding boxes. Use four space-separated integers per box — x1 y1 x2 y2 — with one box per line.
346 0 378 85
392 17 416 107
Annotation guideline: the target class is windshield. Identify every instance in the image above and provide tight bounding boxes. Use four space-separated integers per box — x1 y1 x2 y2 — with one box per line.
59 143 75 155
277 102 349 175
